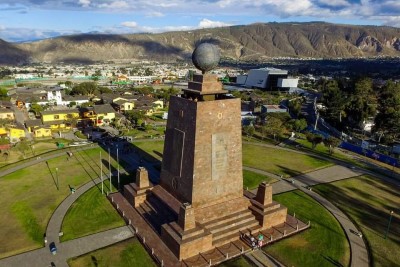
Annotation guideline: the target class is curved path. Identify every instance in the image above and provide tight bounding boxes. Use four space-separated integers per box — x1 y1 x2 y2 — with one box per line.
246 165 368 267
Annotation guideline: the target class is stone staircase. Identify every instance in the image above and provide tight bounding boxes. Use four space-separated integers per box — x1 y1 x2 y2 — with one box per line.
136 195 178 234
200 209 261 247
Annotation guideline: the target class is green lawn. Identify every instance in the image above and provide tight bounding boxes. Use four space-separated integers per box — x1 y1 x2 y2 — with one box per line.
131 141 332 178
243 170 275 190
61 187 125 242
68 238 156 267
131 140 164 163
0 146 122 259
242 144 332 177
264 190 350 267
314 176 400 267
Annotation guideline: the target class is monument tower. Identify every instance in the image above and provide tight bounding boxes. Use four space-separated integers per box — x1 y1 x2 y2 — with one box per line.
124 43 288 261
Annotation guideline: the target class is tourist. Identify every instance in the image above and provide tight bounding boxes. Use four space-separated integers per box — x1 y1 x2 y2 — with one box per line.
250 236 256 250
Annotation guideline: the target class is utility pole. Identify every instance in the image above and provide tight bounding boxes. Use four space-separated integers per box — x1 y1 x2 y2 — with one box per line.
314 112 319 131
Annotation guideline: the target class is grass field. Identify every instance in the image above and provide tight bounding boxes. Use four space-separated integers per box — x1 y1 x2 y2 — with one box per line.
264 190 350 267
61 187 125 242
243 170 275 190
0 146 121 259
314 176 400 267
131 140 164 163
131 141 332 178
242 144 332 177
0 138 72 167
68 238 156 267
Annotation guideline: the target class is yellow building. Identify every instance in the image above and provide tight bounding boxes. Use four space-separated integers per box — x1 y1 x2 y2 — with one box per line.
93 104 116 126
152 100 164 110
0 108 14 120
112 99 135 113
33 127 52 138
9 127 25 140
40 109 80 129
25 119 52 138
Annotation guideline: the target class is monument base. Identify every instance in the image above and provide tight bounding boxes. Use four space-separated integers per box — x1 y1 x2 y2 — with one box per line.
161 222 213 260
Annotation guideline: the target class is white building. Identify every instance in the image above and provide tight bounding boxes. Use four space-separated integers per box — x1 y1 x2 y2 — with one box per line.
278 78 299 88
239 68 291 90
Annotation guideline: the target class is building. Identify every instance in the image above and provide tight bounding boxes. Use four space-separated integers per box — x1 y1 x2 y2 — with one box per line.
0 108 14 120
93 104 116 126
40 109 80 130
237 68 298 91
261 105 288 114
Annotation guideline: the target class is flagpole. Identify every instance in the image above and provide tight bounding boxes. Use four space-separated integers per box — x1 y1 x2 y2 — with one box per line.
108 148 112 193
117 148 120 191
100 151 103 195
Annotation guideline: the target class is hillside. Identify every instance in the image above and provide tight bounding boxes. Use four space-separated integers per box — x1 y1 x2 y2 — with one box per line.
3 22 400 64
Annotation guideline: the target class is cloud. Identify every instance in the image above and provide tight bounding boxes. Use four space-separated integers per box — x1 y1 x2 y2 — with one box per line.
98 1 130 9
198 19 231 28
146 11 164 17
78 0 91 7
0 26 81 42
121 21 138 28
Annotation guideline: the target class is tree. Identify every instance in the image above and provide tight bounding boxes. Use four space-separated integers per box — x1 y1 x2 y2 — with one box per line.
16 140 30 158
291 119 308 132
345 77 376 127
373 80 400 143
323 136 341 154
0 88 10 100
125 110 145 127
321 79 347 125
306 132 324 149
30 103 44 116
264 116 284 140
243 125 255 139
71 82 98 96
288 99 302 118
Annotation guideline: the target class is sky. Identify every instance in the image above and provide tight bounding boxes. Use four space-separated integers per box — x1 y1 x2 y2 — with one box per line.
0 0 400 43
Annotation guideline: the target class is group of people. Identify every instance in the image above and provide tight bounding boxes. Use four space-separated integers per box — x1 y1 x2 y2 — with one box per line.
242 233 264 250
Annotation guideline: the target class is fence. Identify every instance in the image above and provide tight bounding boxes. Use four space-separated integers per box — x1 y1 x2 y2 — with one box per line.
339 141 399 167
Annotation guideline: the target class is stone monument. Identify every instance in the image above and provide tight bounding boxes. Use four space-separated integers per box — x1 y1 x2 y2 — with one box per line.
124 43 288 261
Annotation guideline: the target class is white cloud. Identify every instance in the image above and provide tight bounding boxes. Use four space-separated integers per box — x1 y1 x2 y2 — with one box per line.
146 11 164 17
198 19 231 28
78 0 91 8
98 1 130 9
318 0 350 7
121 21 138 28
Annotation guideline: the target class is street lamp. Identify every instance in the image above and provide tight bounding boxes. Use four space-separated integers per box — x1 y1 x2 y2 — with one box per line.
55 168 59 190
384 210 394 239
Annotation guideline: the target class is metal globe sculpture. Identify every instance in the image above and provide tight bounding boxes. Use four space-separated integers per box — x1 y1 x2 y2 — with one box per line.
192 43 220 74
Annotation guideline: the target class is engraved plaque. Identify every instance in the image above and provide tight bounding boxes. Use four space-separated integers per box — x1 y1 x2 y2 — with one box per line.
212 133 229 180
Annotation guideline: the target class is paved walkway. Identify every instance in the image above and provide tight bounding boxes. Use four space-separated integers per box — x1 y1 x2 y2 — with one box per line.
248 164 369 267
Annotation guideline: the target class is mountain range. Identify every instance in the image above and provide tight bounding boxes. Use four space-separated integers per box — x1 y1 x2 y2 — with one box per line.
2 22 400 65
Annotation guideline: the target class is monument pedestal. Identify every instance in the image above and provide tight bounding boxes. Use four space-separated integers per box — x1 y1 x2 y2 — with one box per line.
161 203 213 260
250 182 287 229
123 167 152 207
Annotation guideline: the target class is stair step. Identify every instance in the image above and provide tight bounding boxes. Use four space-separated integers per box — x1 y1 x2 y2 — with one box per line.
212 221 260 247
201 209 253 229
207 214 255 234
212 220 260 243
146 196 177 223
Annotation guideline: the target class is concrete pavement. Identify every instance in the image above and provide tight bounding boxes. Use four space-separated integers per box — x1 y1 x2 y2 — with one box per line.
0 226 134 267
248 164 369 267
